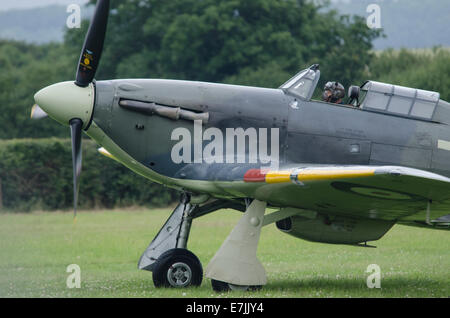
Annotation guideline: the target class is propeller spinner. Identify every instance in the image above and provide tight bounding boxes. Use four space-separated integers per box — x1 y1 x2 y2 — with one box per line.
32 0 110 219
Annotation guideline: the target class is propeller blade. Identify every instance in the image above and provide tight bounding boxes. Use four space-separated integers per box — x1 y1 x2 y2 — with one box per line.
75 0 110 87
70 119 83 220
30 104 48 119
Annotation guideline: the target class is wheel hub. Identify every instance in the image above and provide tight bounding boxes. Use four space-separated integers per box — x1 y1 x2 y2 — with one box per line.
167 262 192 287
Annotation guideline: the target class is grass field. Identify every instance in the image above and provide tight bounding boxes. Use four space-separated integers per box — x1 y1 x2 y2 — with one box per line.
0 207 448 298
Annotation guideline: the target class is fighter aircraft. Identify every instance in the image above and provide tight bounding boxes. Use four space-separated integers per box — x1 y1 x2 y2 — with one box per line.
32 0 450 291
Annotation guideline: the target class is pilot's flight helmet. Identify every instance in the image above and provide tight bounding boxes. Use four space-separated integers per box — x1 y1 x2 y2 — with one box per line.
323 81 345 102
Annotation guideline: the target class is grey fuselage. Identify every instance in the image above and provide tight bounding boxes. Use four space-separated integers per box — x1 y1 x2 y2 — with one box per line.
90 79 450 186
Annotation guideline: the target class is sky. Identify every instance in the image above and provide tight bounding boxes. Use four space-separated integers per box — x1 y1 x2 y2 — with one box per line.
0 0 89 11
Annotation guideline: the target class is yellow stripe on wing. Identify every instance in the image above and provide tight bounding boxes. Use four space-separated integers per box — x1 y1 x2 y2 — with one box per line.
264 168 376 184
265 171 292 183
296 169 376 182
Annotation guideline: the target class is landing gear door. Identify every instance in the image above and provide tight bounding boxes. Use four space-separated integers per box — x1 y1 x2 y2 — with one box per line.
280 64 320 101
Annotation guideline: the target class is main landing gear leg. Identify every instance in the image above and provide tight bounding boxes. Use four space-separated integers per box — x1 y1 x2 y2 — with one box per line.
138 193 203 288
205 199 267 292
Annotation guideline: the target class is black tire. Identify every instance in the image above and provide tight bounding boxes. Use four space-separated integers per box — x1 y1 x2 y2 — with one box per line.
211 279 231 292
211 279 263 292
152 248 203 288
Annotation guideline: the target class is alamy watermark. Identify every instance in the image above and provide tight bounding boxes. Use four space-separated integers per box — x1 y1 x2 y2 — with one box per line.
66 4 81 29
366 4 382 29
366 264 381 288
66 264 81 288
171 120 280 170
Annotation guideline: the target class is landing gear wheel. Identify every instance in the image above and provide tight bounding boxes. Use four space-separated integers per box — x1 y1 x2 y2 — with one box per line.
152 248 203 288
211 279 262 292
211 279 230 292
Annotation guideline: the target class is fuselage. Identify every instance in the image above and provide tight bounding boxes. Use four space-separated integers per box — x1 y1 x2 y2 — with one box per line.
89 78 450 192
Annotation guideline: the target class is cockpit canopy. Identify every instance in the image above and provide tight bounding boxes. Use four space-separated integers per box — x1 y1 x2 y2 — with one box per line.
281 64 449 123
280 64 320 100
360 81 440 121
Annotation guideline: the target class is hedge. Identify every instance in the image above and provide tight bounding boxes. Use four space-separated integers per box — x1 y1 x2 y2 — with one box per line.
0 138 177 212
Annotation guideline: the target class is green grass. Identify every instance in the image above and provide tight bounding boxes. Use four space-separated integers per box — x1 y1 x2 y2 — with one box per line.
0 208 448 298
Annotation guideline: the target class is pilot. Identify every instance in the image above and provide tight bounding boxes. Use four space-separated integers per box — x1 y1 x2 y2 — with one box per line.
322 81 345 104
